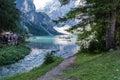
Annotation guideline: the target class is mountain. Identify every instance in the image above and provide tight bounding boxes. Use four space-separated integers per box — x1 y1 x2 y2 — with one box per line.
36 0 80 20
36 0 80 27
16 0 60 36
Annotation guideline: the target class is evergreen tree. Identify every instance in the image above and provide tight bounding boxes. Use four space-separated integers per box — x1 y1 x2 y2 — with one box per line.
59 0 69 5
0 0 20 32
59 0 120 51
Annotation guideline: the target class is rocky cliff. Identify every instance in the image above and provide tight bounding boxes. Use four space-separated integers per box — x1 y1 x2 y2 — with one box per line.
16 0 60 36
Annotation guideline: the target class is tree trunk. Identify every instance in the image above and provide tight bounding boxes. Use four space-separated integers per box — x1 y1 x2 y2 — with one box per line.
106 9 116 50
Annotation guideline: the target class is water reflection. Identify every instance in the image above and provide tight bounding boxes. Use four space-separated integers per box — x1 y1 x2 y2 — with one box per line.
26 35 77 49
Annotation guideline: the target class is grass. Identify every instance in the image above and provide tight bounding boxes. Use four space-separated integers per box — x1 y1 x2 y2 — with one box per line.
4 57 63 80
62 50 120 80
0 45 31 66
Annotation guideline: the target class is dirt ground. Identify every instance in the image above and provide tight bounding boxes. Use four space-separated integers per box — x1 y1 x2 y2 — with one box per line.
37 56 76 80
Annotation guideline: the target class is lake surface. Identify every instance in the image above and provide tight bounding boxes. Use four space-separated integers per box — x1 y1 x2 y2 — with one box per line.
0 35 79 79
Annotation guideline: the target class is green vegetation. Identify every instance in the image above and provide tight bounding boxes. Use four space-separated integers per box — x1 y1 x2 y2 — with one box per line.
44 53 55 64
59 0 69 5
0 0 28 35
0 45 30 66
0 0 20 32
63 51 120 80
0 0 120 80
58 1 120 79
5 57 63 80
59 0 120 51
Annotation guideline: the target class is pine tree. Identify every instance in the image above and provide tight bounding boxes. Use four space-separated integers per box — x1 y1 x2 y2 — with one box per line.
0 0 20 32
59 0 120 51
59 0 69 5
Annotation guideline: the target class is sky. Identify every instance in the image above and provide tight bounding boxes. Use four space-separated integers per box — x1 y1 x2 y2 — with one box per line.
33 0 53 10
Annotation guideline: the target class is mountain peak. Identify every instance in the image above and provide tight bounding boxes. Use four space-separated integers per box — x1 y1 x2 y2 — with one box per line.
16 0 35 13
16 0 61 36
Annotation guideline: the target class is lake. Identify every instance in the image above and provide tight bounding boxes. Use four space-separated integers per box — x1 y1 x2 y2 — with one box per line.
0 35 79 79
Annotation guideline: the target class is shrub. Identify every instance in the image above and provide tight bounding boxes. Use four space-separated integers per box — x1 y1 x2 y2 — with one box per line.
0 45 30 66
44 53 55 64
88 40 106 52
18 36 26 44
80 40 106 53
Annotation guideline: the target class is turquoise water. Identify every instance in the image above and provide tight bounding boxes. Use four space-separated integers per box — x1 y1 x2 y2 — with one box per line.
26 35 77 49
27 36 54 43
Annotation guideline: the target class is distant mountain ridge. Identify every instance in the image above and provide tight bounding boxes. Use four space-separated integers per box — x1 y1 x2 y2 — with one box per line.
36 0 80 27
16 0 60 36
36 0 80 20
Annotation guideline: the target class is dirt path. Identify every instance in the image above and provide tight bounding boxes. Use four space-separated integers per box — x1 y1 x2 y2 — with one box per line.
37 56 76 80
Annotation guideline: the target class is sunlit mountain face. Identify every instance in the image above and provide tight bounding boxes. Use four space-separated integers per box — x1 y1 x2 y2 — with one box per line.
33 0 54 10
34 0 81 20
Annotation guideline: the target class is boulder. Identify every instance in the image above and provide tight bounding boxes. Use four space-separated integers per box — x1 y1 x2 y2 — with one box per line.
1 32 18 45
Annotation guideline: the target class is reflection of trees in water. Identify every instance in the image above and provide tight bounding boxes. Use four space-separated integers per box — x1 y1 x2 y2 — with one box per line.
27 42 76 49
27 42 56 49
26 36 79 57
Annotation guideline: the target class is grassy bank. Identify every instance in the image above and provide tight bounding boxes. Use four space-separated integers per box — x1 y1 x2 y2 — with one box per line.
63 50 120 80
4 57 63 80
0 45 31 66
